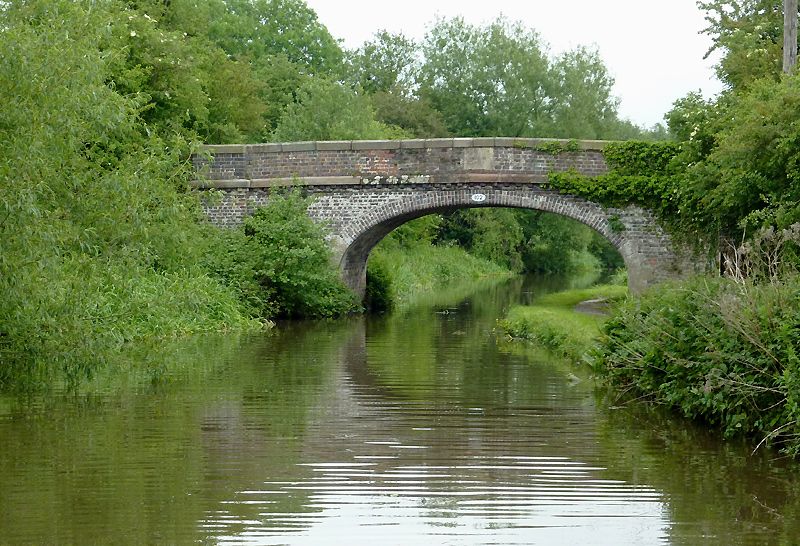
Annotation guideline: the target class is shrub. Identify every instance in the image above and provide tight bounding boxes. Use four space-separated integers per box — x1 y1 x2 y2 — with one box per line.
365 257 394 313
592 275 800 456
205 191 358 319
0 2 260 389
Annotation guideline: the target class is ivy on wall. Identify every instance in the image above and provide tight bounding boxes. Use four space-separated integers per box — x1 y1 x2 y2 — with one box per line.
545 141 700 239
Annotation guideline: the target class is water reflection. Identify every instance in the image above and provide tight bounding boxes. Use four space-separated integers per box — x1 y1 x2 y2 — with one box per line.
1 276 799 545
198 303 670 545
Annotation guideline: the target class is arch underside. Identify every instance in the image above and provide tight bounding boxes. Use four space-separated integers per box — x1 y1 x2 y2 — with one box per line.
308 186 685 299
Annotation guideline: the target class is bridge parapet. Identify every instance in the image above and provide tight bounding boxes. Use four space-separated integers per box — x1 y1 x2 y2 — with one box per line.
191 138 610 189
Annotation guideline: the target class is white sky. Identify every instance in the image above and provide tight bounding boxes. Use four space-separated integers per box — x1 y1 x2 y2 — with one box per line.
305 0 725 128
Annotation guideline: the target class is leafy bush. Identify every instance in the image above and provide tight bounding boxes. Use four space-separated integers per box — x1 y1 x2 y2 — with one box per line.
546 141 686 224
206 191 358 319
364 257 394 313
592 275 800 456
271 77 401 141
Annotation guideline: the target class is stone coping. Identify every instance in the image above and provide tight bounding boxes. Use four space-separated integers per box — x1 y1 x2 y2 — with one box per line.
190 173 552 189
195 138 611 155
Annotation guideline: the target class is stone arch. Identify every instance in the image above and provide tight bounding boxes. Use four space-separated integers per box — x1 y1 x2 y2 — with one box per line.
312 186 665 299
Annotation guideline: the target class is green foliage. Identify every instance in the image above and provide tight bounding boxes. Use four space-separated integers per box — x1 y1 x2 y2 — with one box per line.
548 47 621 139
418 16 552 137
544 1 800 458
665 92 722 157
194 0 345 137
364 257 394 313
498 284 628 362
589 231 625 270
413 16 643 140
436 209 523 272
250 54 310 136
201 50 270 143
90 0 349 144
203 0 344 75
646 3 800 239
342 18 646 141
592 275 800 456
384 215 443 248
0 0 261 389
435 208 624 275
546 141 699 237
368 91 450 138
687 75 800 232
463 209 525 271
205 192 358 319
96 0 274 144
272 77 401 141
602 141 682 175
536 139 581 155
368 240 512 307
345 30 419 95
699 0 784 90
606 216 626 233
549 77 800 243
649 74 800 239
517 211 600 273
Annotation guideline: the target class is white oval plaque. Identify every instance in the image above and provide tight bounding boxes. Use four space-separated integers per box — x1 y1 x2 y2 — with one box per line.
471 193 487 203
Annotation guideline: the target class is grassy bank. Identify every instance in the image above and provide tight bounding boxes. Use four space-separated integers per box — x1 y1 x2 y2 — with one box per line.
497 284 628 362
368 242 513 308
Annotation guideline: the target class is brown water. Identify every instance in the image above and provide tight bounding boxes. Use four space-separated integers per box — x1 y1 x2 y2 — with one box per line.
1 277 799 545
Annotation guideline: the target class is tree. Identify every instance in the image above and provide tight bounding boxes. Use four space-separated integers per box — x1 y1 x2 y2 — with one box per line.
205 0 344 75
368 91 450 138
418 17 553 137
685 74 800 232
345 30 419 95
516 211 599 273
699 0 784 89
0 0 255 385
549 46 621 139
202 50 269 143
271 77 400 141
250 53 312 137
416 16 636 140
93 0 273 144
344 30 448 138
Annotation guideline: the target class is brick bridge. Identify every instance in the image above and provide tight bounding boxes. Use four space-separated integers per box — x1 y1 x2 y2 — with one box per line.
192 138 701 297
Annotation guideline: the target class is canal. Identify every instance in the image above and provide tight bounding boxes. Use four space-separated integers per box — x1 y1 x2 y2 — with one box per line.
1 276 798 544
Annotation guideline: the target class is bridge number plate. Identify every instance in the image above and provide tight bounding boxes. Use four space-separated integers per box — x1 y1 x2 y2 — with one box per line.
471 193 487 202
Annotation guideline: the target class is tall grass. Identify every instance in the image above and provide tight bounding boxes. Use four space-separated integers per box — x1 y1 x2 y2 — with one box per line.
368 242 513 308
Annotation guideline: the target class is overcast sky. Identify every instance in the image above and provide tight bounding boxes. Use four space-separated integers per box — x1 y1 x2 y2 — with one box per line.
305 0 725 128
